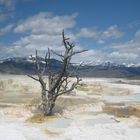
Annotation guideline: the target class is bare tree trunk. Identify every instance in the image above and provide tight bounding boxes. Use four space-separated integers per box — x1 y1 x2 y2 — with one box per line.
41 84 48 114
44 92 56 115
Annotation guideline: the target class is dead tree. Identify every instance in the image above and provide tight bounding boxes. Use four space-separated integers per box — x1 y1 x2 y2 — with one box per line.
28 31 86 115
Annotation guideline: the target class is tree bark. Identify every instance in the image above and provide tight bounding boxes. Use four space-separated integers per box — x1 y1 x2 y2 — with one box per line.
44 92 56 115
41 85 48 114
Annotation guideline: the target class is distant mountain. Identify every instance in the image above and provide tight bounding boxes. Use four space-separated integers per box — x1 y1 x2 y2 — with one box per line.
78 62 140 78
0 57 63 75
0 57 140 78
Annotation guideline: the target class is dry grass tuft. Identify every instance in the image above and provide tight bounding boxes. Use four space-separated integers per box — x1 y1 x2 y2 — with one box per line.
44 128 62 137
76 83 90 91
0 80 5 90
103 105 136 118
21 85 30 92
8 79 14 85
29 98 41 106
26 114 57 123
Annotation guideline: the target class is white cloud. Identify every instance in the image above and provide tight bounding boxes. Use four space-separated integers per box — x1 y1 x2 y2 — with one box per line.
108 51 138 64
14 12 78 34
15 34 63 51
0 43 37 58
74 29 140 65
0 24 13 36
10 12 79 57
111 30 140 53
107 30 140 64
13 13 125 63
101 25 124 40
76 28 97 38
0 44 14 58
13 33 82 59
77 25 124 44
72 49 106 64
1 10 138 65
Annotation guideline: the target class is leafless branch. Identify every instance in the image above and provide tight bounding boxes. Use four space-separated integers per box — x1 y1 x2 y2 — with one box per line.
51 50 64 58
27 75 39 81
56 76 81 97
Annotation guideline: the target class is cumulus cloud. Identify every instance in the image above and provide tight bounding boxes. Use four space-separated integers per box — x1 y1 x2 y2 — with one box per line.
108 51 138 64
0 44 15 58
13 33 82 59
101 25 124 40
0 24 13 36
1 10 139 65
76 28 97 38
72 49 106 64
2 27 140 65
108 30 140 64
11 12 79 57
0 43 41 59
74 29 140 65
77 25 124 44
15 34 63 51
111 30 140 53
13 13 124 61
14 12 78 34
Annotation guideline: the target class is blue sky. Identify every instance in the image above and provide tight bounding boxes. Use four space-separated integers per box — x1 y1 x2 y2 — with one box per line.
0 0 140 65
